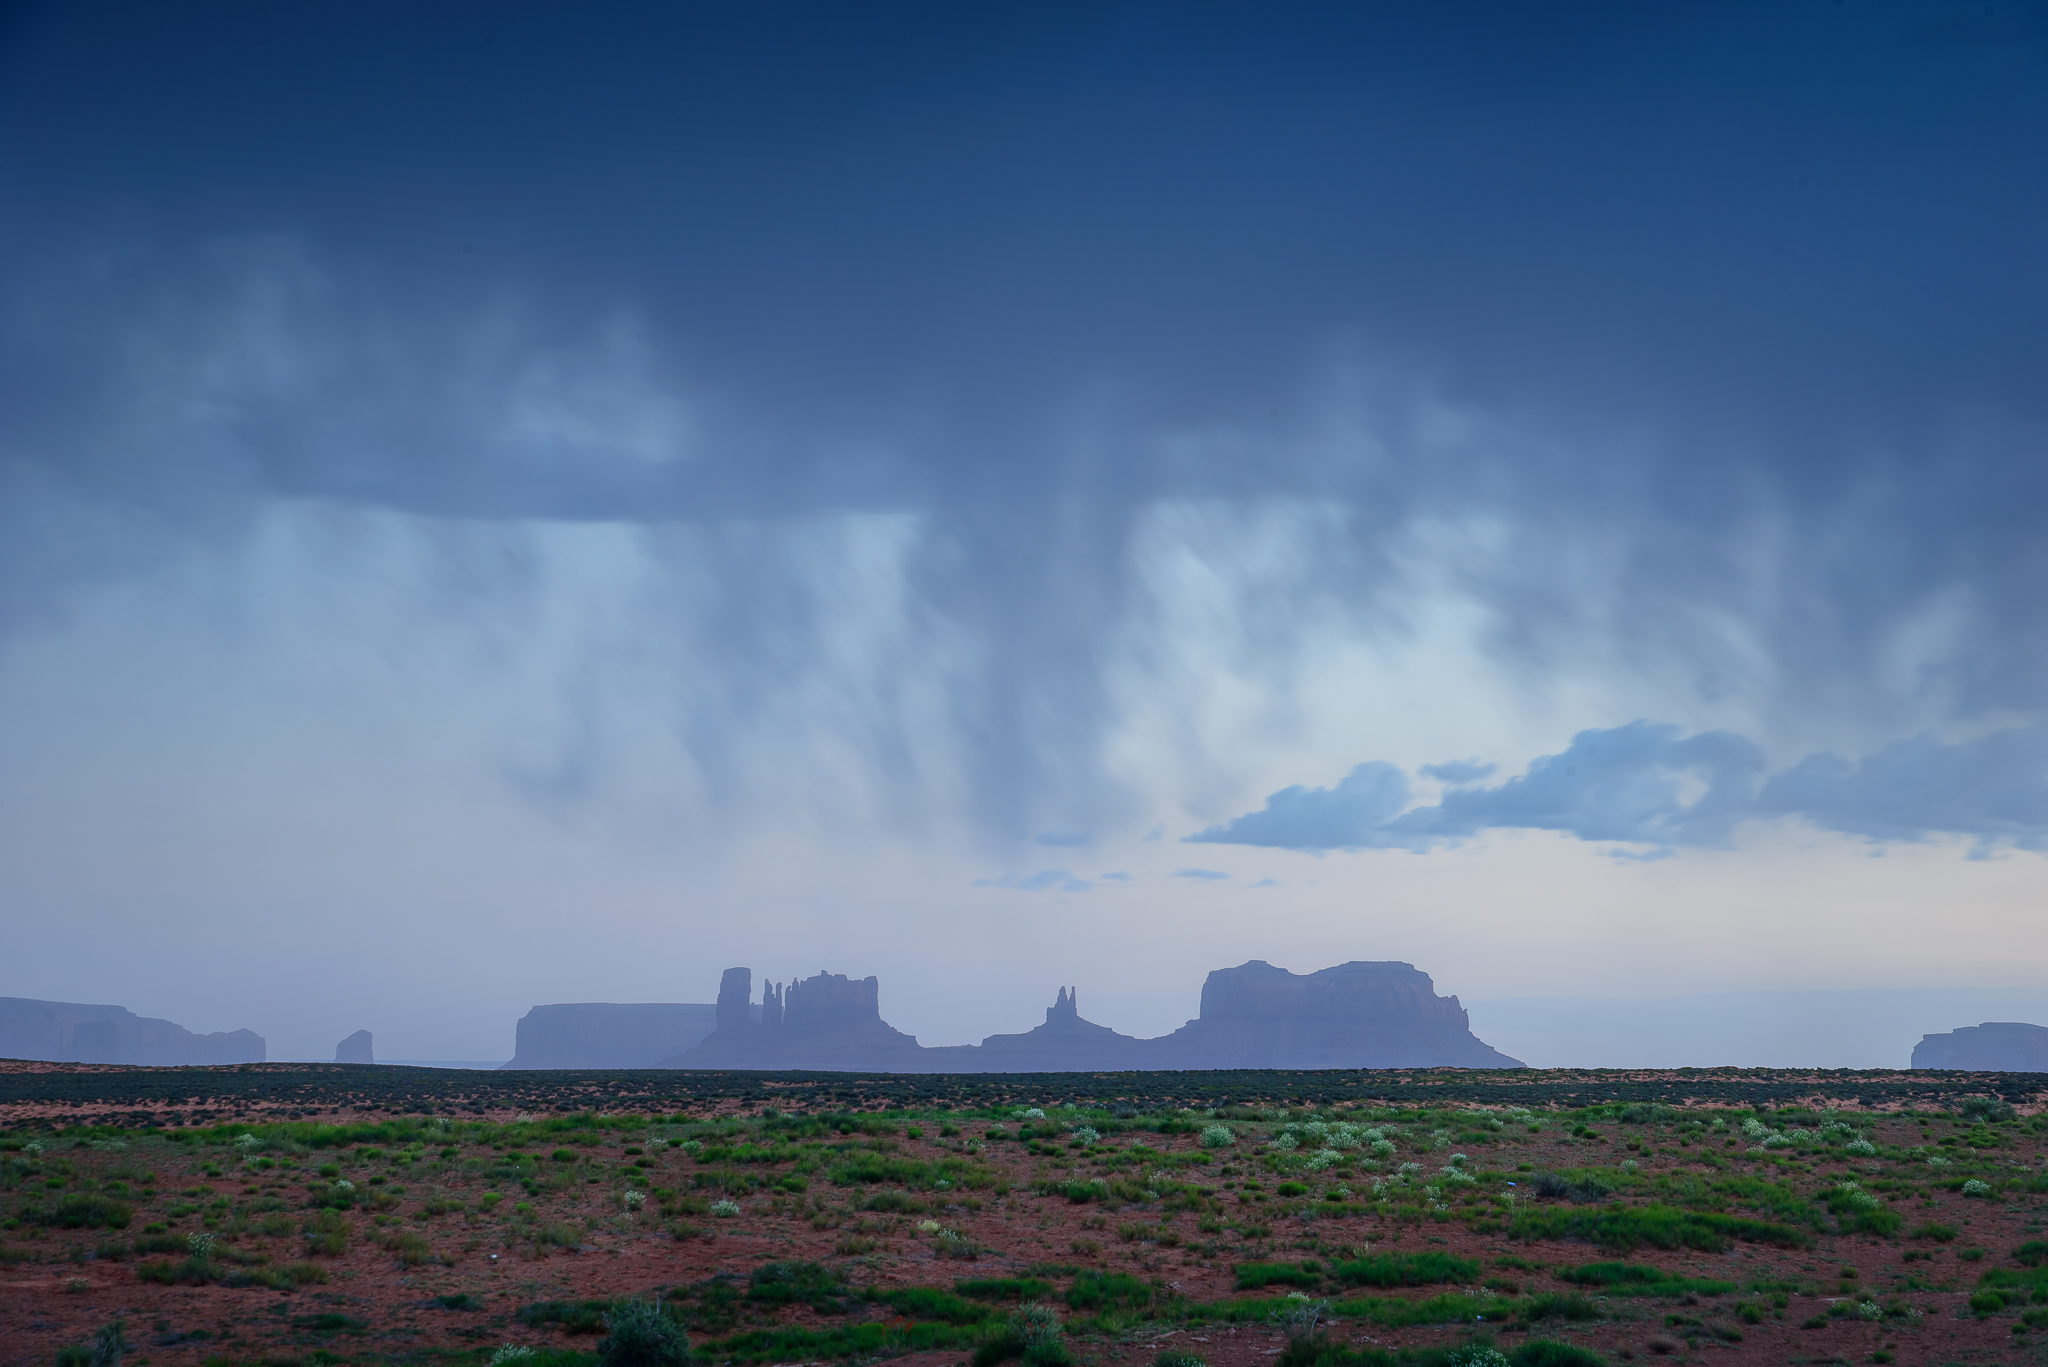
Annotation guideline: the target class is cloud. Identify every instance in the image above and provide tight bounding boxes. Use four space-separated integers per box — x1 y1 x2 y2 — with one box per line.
974 869 1092 892
1097 870 1132 881
1173 868 1230 880
1249 877 1280 888
1184 762 1409 851
1187 721 2048 857
1419 759 1496 784
1756 725 2048 857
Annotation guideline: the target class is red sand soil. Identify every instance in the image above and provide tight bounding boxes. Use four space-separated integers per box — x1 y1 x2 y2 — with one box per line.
1 1074 2042 1367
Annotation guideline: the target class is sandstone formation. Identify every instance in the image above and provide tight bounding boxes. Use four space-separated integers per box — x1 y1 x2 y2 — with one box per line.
969 987 1149 1071
1913 1021 2048 1071
500 1002 730 1069
1140 960 1524 1069
662 969 928 1070
656 960 1521 1072
0 997 265 1065
334 1030 374 1064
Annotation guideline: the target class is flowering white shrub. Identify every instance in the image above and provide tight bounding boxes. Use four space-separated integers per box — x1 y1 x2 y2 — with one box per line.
1962 1179 1993 1198
490 1348 539 1365
1835 1181 1880 1212
623 1189 645 1209
1448 1347 1510 1367
1070 1126 1101 1146
1438 1166 1476 1185
188 1231 218 1257
1304 1149 1342 1170
1447 1153 1468 1167
710 1199 741 1217
1844 1139 1877 1157
1369 1139 1397 1159
915 1219 941 1234
1927 1155 1949 1167
1740 1117 1769 1139
333 1179 356 1194
681 1140 703 1155
234 1133 262 1150
1020 1108 1047 1120
1855 1301 1883 1321
1200 1124 1236 1148
1269 1132 1300 1151
1396 1161 1423 1177
1619 1159 1639 1174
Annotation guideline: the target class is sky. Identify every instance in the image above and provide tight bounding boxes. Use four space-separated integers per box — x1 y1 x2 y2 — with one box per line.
2 1 2046 1067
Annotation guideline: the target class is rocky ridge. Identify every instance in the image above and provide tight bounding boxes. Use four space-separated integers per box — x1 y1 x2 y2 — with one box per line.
655 959 1523 1070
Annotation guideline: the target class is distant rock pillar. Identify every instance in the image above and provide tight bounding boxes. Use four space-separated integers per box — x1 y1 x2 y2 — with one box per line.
335 1030 373 1064
716 968 753 1032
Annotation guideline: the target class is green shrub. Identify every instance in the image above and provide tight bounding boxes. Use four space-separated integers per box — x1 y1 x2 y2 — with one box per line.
598 1297 693 1367
27 1196 132 1230
1510 1204 1807 1253
1911 1222 1957 1242
748 1261 850 1313
1154 1352 1206 1367
519 1298 615 1334
1331 1252 1480 1287
1066 1270 1154 1311
304 1208 349 1256
1509 1342 1604 1367
1518 1293 1599 1323
2015 1241 2048 1268
973 1324 1026 1367
872 1287 990 1325
52 1317 128 1367
1237 1262 1324 1291
958 1278 1054 1302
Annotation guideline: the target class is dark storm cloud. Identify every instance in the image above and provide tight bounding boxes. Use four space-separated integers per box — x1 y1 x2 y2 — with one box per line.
3 1 2046 839
1187 721 2048 857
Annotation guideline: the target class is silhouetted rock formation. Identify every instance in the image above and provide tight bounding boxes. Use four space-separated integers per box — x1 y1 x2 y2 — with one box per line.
0 997 265 1065
971 987 1149 1071
334 1030 374 1064
656 960 1521 1072
1913 1022 2048 1071
501 1003 729 1069
1141 960 1522 1069
659 969 927 1070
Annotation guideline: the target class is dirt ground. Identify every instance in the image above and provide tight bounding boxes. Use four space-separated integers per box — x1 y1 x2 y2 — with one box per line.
2 1073 2043 1367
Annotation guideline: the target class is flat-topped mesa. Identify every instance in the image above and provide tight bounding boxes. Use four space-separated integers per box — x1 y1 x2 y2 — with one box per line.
971 986 1147 1071
1913 1021 2048 1071
662 968 925 1069
0 996 264 1065
501 1002 725 1069
1141 960 1524 1069
334 1030 374 1065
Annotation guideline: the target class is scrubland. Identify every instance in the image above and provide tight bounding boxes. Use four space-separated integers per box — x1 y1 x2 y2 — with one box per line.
3 1071 2045 1367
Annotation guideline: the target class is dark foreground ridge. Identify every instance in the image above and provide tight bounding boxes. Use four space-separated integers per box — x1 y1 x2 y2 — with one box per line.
2 1062 2040 1128
665 960 1524 1072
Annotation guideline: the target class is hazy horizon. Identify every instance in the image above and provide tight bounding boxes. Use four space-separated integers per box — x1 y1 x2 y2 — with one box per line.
4 1 2045 1069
